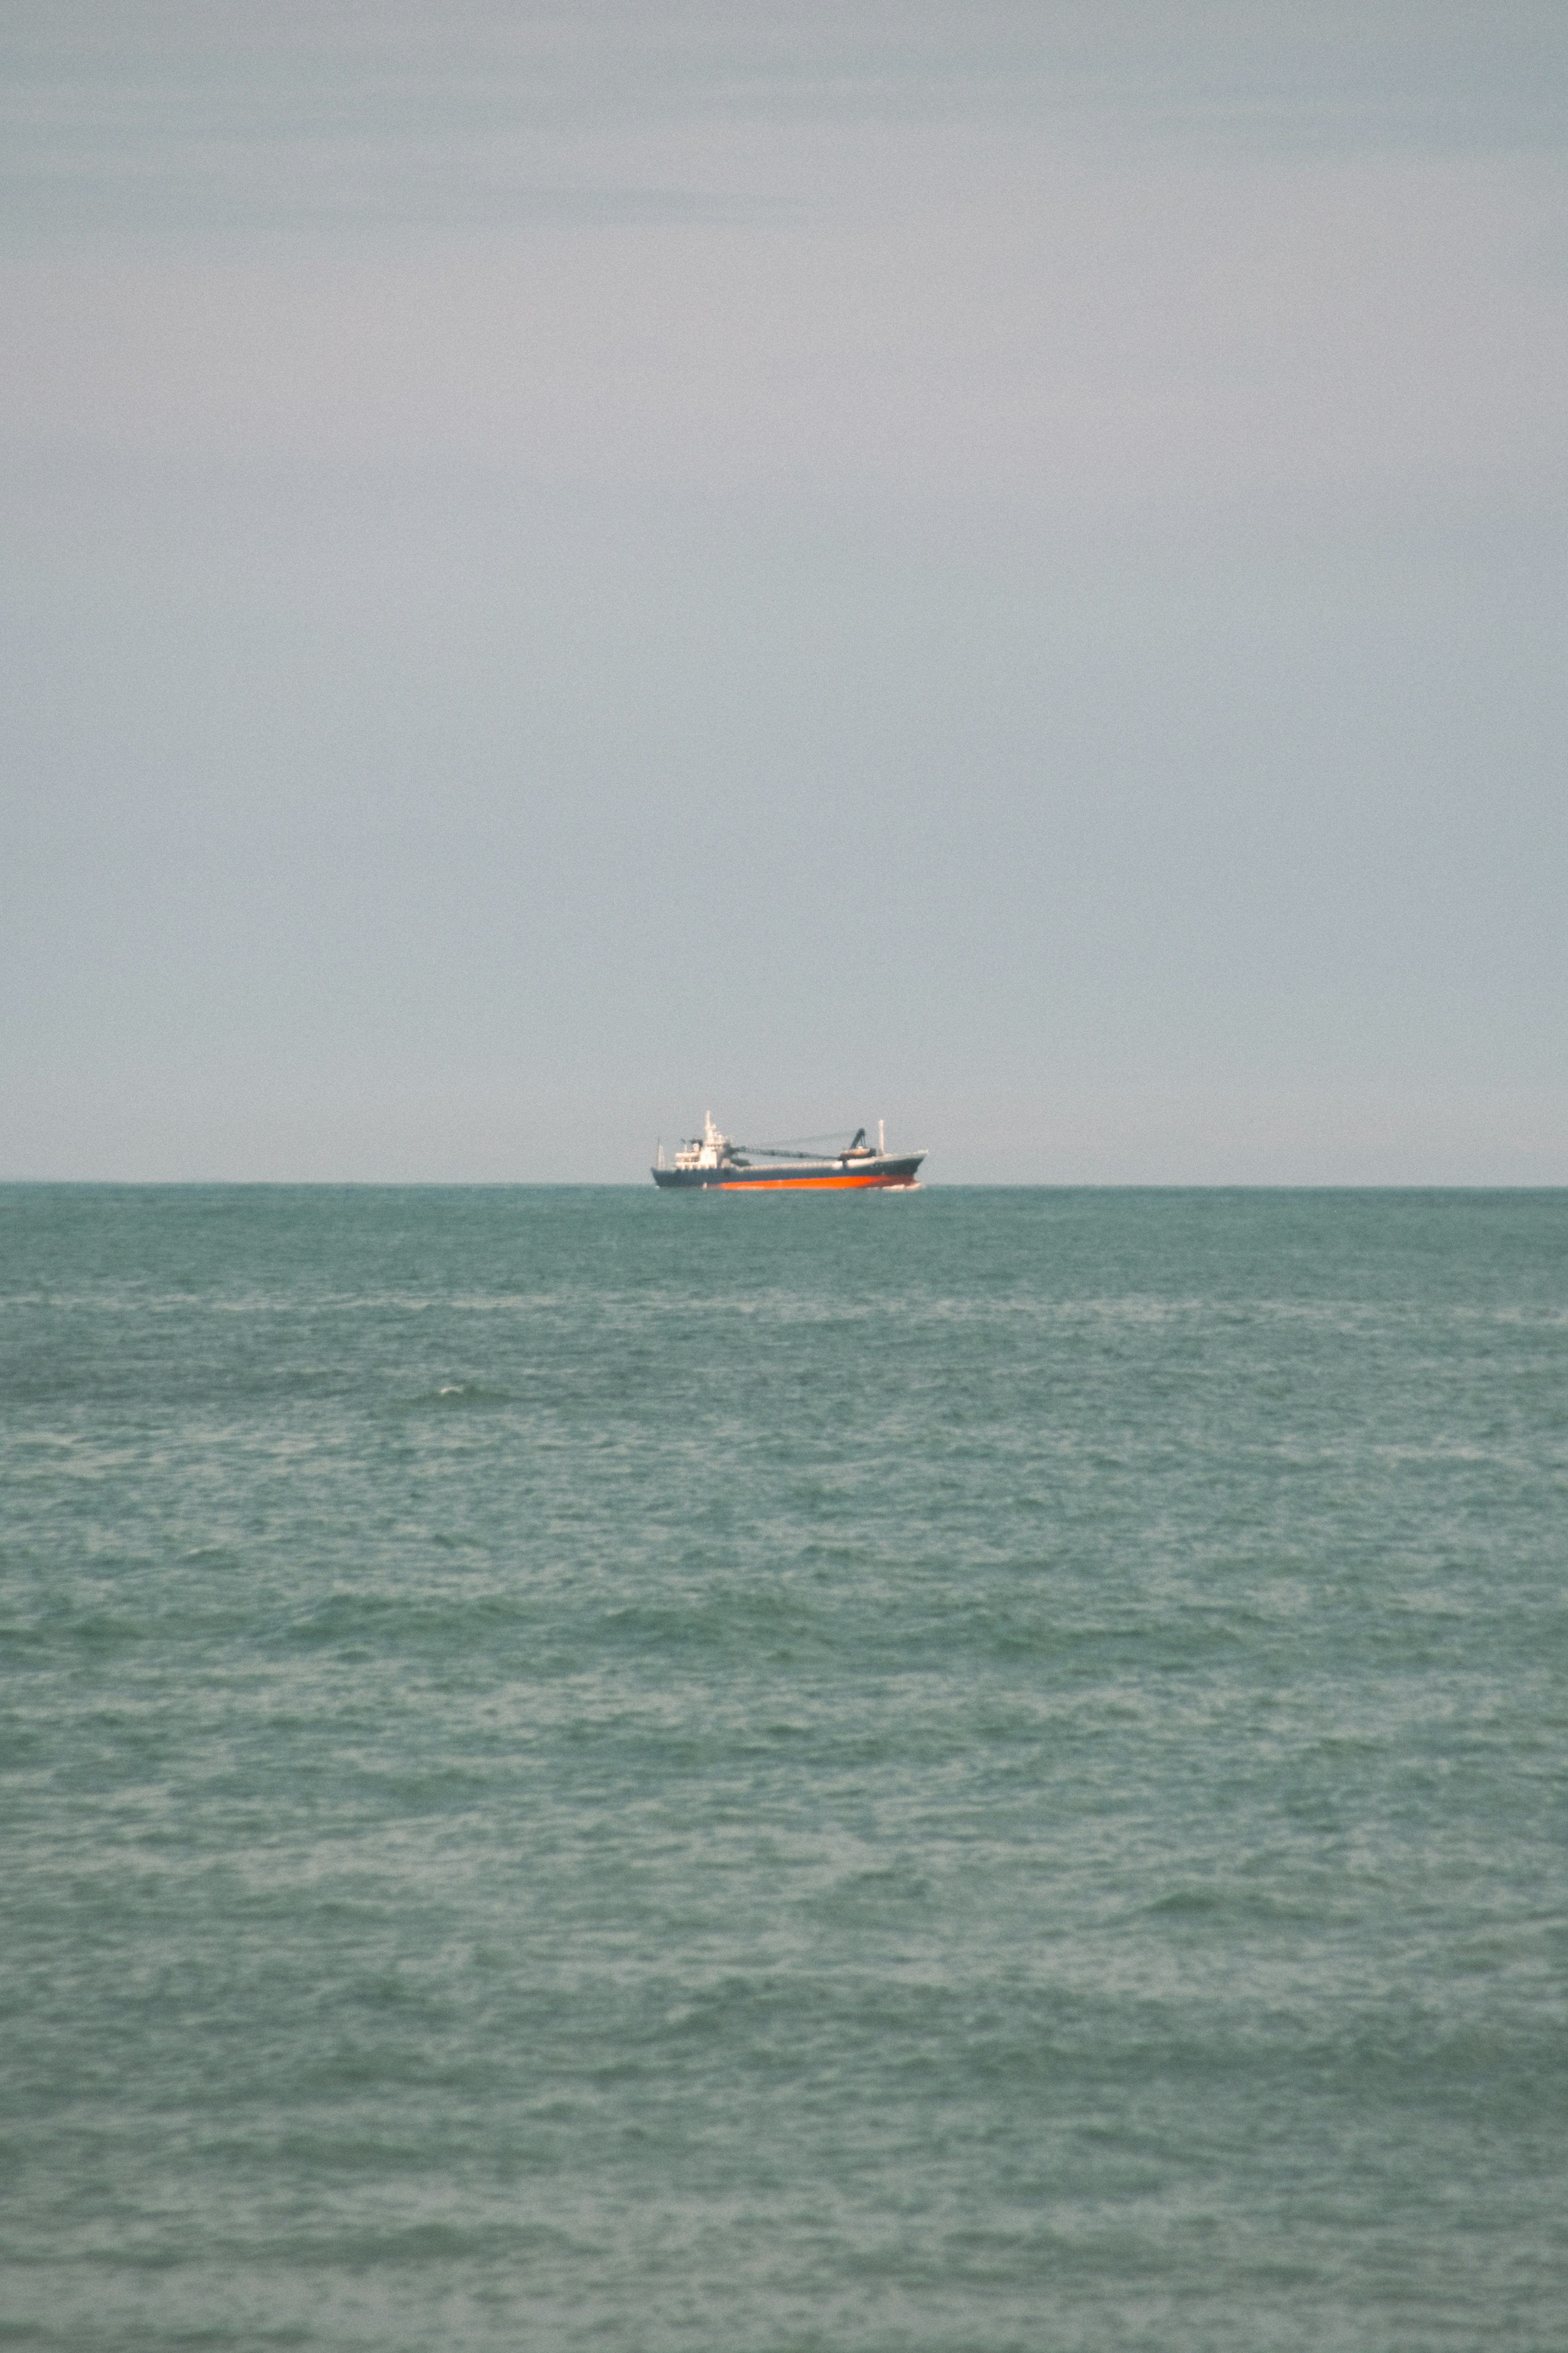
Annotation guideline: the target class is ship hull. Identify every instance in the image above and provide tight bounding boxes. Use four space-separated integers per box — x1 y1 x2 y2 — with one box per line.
652 1154 923 1191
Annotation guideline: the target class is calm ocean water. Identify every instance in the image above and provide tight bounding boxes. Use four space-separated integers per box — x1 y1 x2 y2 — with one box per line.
2 1184 1566 2351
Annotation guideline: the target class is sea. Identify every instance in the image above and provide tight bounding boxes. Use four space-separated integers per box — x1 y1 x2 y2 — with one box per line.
2 1184 1565 2352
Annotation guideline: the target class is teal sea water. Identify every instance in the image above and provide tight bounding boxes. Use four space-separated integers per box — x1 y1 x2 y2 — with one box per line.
3 1184 1566 2351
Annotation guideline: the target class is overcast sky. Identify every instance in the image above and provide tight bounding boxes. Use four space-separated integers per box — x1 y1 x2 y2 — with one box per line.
3 2 1564 1180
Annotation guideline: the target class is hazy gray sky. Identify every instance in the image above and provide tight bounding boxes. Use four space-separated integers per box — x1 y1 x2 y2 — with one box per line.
4 2 1564 1180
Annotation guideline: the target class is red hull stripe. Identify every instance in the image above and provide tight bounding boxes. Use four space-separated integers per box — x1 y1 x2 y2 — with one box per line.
714 1171 917 1190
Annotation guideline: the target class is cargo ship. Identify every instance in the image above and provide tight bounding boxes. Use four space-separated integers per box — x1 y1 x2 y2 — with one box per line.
652 1113 924 1191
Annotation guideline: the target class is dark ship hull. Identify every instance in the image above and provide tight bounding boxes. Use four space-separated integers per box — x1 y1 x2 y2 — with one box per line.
652 1153 923 1191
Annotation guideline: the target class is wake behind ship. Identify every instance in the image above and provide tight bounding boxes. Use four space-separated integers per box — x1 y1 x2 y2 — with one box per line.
653 1113 924 1191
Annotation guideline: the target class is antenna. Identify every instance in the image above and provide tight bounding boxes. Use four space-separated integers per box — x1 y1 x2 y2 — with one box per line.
879 1118 885 1156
